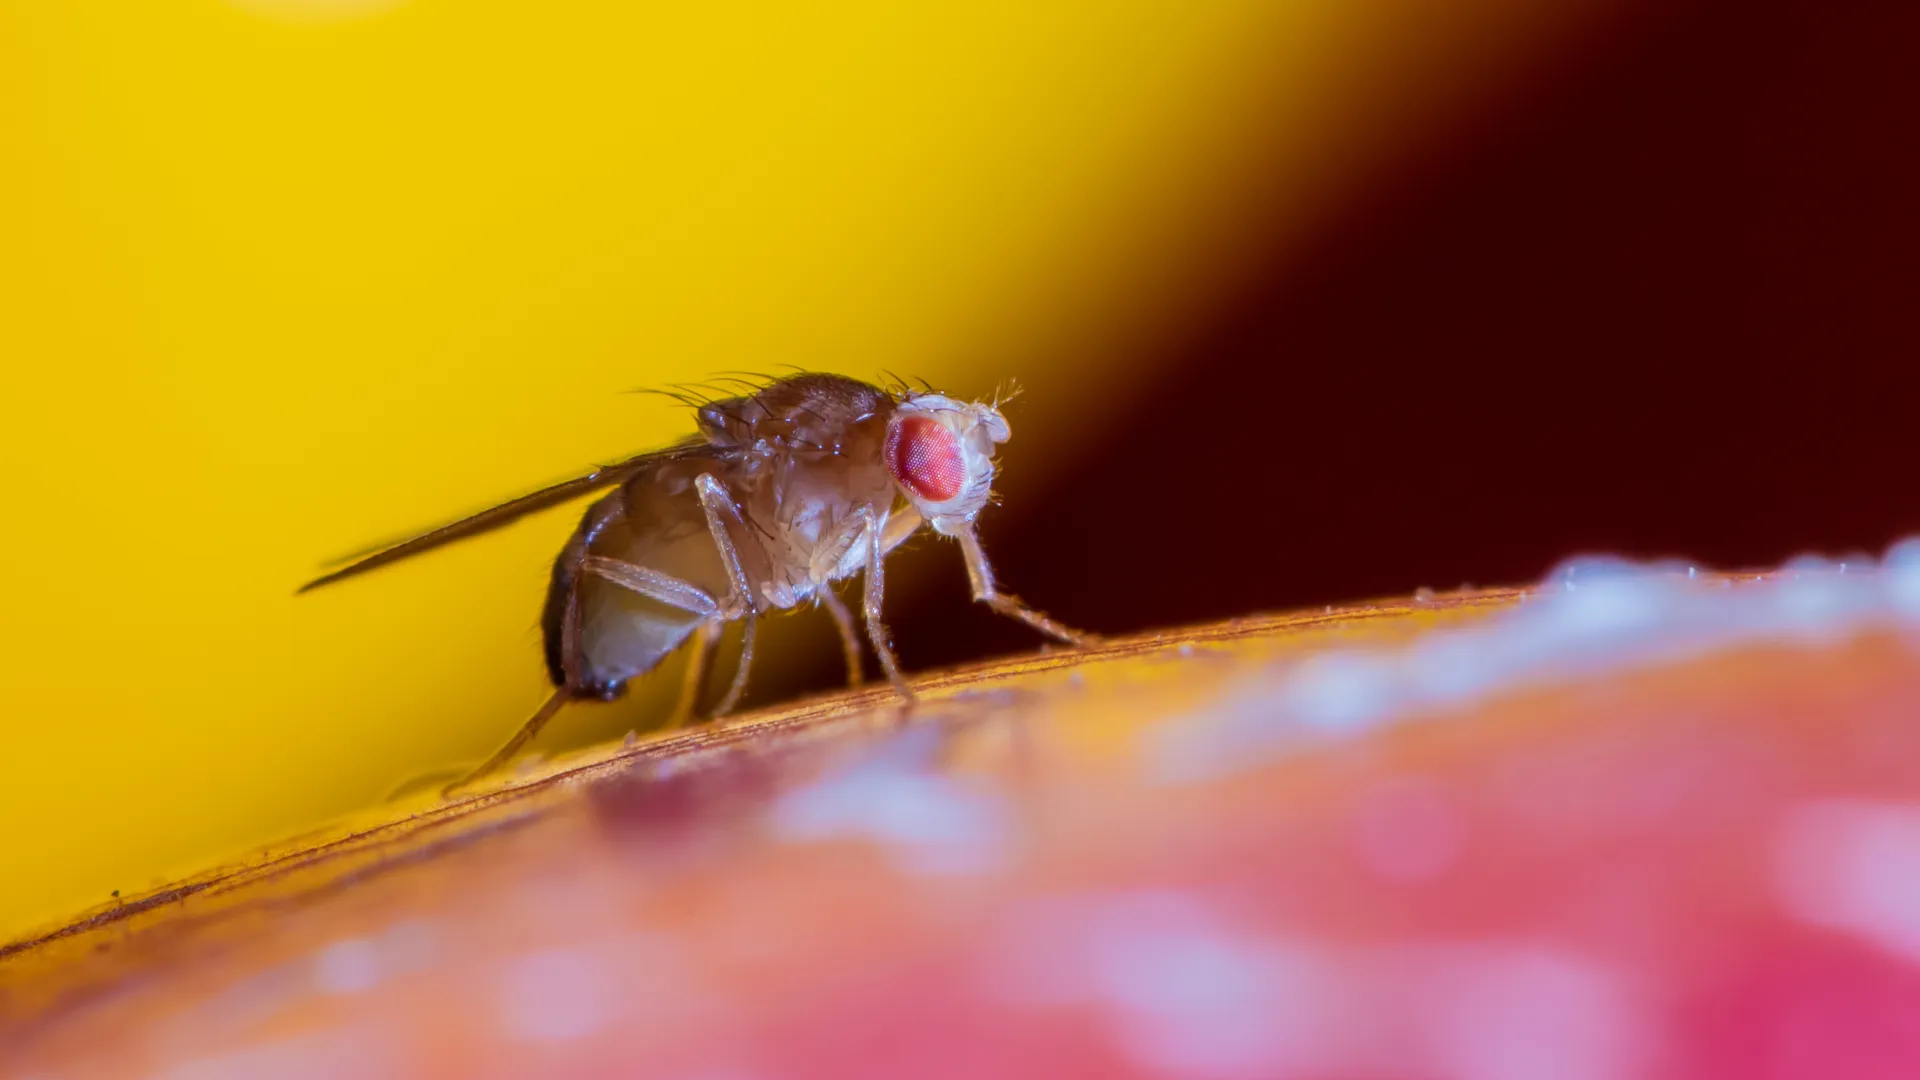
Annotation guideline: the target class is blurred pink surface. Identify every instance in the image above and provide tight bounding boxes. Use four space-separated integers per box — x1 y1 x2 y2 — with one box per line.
8 576 1920 1078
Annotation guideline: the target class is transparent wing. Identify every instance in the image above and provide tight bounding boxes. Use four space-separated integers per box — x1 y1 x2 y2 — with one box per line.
296 439 706 594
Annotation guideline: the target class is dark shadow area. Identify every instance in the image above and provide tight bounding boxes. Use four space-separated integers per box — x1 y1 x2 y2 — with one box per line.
742 0 1920 702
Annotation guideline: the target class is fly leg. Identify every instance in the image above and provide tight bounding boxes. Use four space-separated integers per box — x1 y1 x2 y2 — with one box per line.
694 474 760 716
955 526 1098 647
668 620 722 726
817 587 866 687
444 689 570 795
806 513 874 688
579 556 722 619
445 557 726 794
858 505 915 701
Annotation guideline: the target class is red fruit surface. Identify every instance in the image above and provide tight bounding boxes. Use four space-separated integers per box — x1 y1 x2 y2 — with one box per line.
6 576 1920 1078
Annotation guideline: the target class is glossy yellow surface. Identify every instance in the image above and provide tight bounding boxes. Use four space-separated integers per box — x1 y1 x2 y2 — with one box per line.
0 0 1589 938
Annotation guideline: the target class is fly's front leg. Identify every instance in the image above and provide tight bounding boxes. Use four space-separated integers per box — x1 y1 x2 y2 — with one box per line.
694 474 759 716
956 527 1098 648
858 505 915 701
817 587 865 687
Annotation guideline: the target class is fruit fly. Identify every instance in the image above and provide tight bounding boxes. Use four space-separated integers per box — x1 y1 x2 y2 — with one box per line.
300 373 1094 789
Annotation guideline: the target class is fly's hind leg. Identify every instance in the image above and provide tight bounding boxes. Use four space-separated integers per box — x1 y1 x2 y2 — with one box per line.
668 620 722 727
578 556 722 619
446 555 726 795
444 688 571 795
694 474 760 717
955 527 1098 648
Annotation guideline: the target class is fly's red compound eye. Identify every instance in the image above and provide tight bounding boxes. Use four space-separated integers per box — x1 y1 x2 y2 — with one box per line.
885 415 967 502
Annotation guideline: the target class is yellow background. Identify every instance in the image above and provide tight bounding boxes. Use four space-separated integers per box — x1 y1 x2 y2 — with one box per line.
0 0 1597 939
